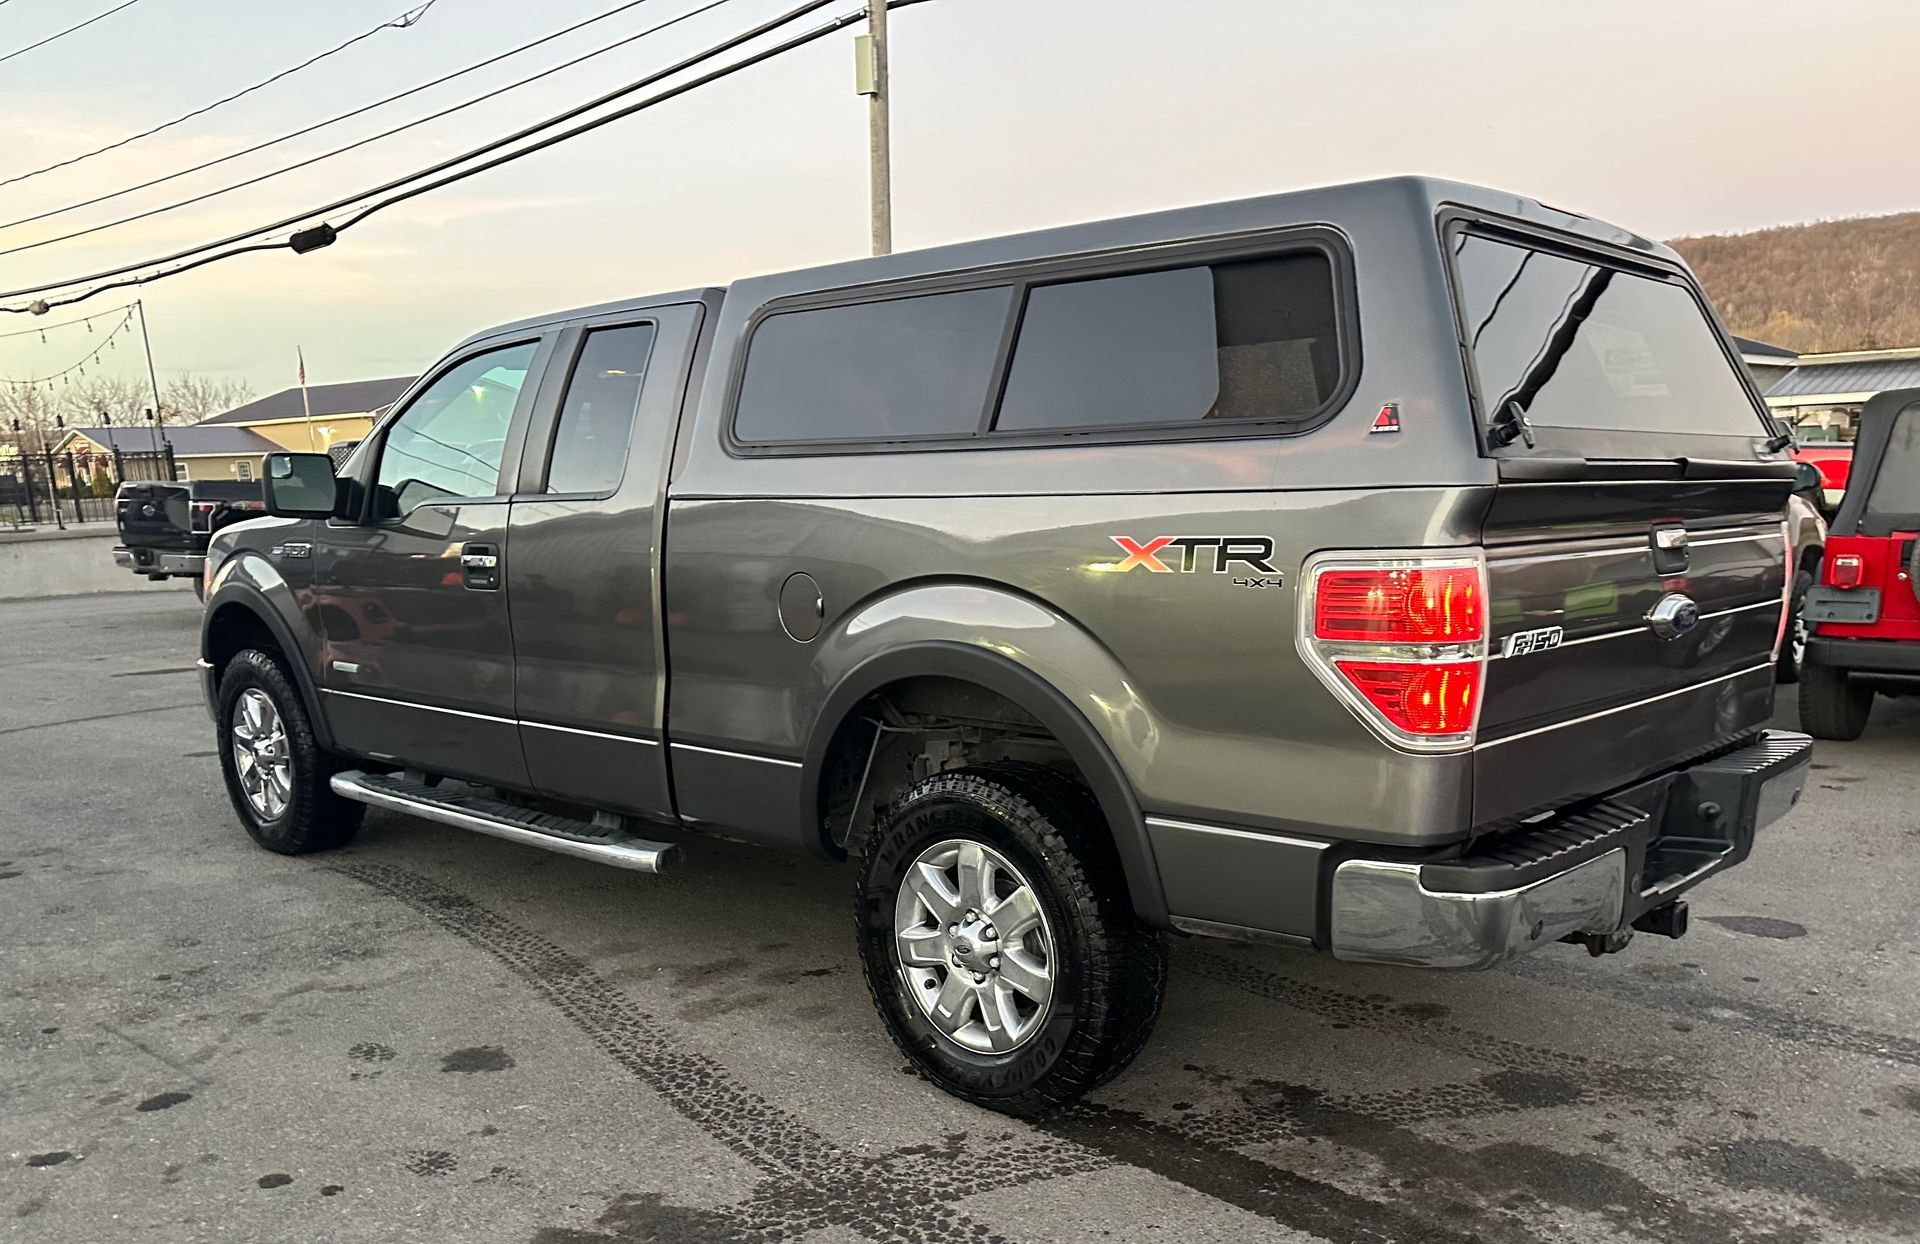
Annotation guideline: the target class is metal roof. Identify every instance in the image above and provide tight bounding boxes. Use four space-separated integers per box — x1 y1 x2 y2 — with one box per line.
1766 357 1920 400
1733 336 1797 361
58 425 279 456
199 376 415 425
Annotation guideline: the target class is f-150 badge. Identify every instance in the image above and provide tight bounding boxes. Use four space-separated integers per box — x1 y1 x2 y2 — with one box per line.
1501 626 1564 657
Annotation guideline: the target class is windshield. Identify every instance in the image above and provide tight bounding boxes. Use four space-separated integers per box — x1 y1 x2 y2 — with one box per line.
1453 232 1767 450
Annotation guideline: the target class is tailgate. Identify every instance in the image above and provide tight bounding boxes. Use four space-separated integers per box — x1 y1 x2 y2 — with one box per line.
115 482 194 550
1447 223 1793 826
1475 482 1787 824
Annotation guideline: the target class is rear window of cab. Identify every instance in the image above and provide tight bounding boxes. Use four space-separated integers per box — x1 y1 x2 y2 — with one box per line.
730 244 1348 450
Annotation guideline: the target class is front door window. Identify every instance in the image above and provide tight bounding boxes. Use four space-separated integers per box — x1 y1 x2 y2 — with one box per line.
374 342 537 517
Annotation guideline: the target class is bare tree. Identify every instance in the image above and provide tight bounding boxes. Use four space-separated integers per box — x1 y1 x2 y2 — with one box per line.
60 374 147 429
0 383 60 454
161 372 254 424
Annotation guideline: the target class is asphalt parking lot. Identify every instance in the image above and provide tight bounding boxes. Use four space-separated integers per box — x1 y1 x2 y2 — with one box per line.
3 591 1918 1244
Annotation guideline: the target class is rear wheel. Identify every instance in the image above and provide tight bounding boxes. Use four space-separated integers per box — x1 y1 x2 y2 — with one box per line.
1798 661 1873 741
855 764 1166 1116
216 649 363 853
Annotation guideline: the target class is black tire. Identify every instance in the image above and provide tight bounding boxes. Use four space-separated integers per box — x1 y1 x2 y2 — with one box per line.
192 577 206 603
855 762 1167 1116
1798 660 1873 741
1776 568 1813 684
215 648 364 854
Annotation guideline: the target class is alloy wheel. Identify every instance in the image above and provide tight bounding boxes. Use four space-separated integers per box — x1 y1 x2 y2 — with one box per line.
893 838 1056 1054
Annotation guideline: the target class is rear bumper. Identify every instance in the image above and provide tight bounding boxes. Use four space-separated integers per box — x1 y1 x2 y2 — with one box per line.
1807 637 1920 675
113 545 204 578
1327 730 1813 969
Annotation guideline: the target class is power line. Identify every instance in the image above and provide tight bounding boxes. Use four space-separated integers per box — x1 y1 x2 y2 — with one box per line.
0 2 436 190
0 0 734 259
0 0 666 231
0 309 135 386
0 301 135 341
5 0 934 315
2 0 920 309
0 0 144 69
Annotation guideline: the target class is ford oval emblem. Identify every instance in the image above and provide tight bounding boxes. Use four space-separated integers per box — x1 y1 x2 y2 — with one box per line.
1646 593 1701 641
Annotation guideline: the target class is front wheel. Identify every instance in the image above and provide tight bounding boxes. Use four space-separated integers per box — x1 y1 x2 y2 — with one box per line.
1798 660 1873 741
855 764 1166 1116
216 649 364 854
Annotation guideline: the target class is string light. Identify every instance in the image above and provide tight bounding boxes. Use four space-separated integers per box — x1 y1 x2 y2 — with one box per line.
0 308 136 388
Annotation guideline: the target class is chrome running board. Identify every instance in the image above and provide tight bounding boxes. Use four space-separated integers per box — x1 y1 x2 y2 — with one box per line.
330 770 677 873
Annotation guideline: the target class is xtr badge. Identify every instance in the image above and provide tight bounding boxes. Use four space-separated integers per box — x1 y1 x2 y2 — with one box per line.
1108 536 1279 583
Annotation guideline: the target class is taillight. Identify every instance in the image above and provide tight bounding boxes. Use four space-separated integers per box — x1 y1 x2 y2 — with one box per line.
1829 555 1863 589
1299 553 1488 752
1313 565 1482 643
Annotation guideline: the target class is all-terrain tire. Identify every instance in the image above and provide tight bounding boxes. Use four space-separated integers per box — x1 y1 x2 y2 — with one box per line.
1798 660 1873 741
215 648 364 854
855 762 1167 1117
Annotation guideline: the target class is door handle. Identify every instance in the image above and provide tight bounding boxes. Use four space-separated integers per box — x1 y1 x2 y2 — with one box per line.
460 542 501 591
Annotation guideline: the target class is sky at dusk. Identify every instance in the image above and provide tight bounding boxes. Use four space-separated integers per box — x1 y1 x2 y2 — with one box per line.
0 0 1915 402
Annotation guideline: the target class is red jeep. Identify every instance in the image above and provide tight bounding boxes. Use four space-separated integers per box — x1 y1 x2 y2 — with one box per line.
1798 388 1920 738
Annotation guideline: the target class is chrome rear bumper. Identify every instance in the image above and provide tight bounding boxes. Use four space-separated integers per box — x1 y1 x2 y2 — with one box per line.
1329 730 1813 969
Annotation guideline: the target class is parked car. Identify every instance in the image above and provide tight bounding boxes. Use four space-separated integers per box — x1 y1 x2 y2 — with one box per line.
1791 443 1853 512
198 177 1813 1115
113 479 264 596
1797 387 1920 738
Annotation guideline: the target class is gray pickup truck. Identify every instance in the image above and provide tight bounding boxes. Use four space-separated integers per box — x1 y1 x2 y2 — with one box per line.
200 177 1812 1114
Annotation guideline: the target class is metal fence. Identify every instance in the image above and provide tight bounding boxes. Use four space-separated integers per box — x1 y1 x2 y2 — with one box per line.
0 446 177 529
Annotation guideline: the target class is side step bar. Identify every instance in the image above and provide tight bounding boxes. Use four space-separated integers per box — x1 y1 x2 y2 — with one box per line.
330 770 678 873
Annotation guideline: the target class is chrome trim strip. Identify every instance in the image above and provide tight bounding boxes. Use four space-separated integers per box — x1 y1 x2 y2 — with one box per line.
329 771 676 874
318 688 661 745
522 719 659 746
1329 848 1625 968
1487 597 1787 661
1144 815 1327 852
1701 596 1789 620
1500 478 1783 488
1475 662 1774 749
1170 915 1314 950
668 740 804 768
321 688 513 725
1488 528 1783 563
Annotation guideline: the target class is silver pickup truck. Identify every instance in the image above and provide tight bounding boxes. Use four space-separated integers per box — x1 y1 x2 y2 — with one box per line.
198 176 1812 1115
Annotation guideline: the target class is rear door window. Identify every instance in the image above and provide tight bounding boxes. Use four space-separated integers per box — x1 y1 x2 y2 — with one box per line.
734 288 1013 444
1452 233 1766 450
995 252 1341 433
546 324 656 495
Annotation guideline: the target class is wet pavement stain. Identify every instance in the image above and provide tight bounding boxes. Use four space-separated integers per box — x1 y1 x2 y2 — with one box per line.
134 1090 191 1112
1704 916 1809 939
256 1173 292 1189
320 1184 345 1197
1695 1137 1920 1231
406 1150 459 1177
440 1044 514 1073
24 1152 73 1168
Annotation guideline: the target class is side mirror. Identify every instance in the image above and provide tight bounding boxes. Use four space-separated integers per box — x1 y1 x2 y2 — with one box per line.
263 452 339 519
1791 461 1823 497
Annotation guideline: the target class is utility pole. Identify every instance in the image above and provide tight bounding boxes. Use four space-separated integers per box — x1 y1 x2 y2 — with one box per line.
856 0 892 255
135 300 164 429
